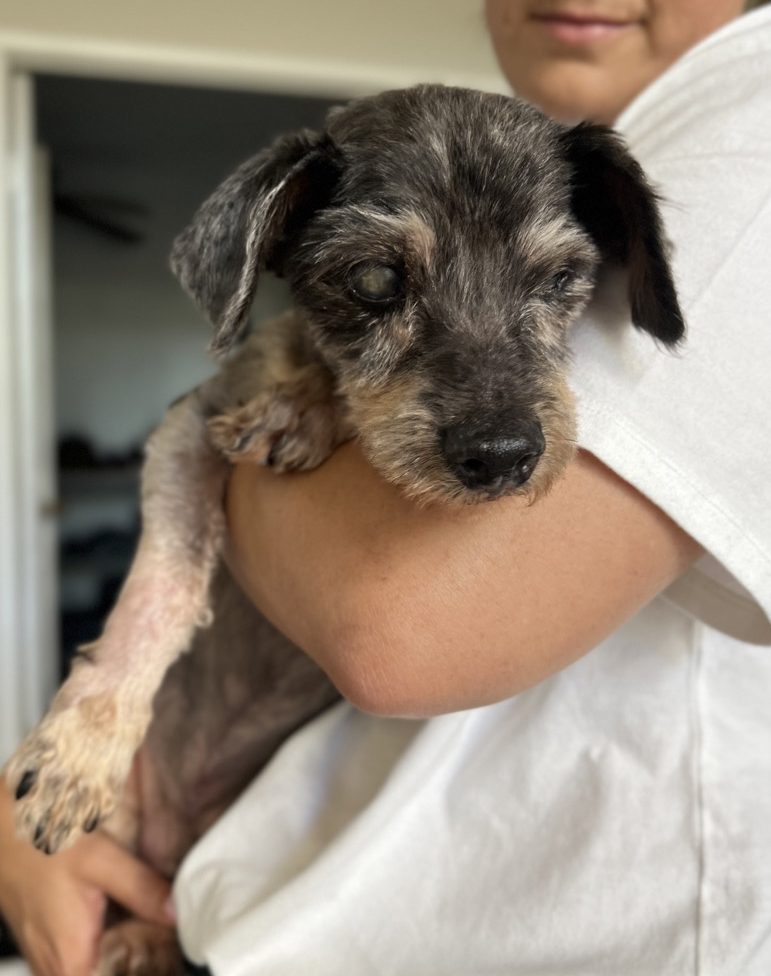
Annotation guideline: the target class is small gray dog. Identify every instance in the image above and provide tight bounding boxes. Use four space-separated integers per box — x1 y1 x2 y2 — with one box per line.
7 84 683 973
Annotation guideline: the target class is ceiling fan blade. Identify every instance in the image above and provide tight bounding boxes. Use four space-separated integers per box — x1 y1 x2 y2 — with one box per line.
54 194 145 245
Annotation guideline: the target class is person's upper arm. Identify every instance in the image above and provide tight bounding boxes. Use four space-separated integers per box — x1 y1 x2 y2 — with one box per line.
226 443 701 717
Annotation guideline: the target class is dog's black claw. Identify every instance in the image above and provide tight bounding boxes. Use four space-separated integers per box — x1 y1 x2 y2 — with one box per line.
33 822 45 846
15 769 37 800
232 433 252 454
84 813 100 833
267 434 289 468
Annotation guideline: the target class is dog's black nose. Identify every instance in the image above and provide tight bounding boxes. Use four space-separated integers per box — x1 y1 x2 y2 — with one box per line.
442 423 545 490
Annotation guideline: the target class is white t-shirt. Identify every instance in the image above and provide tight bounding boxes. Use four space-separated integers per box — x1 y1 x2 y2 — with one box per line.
176 10 771 976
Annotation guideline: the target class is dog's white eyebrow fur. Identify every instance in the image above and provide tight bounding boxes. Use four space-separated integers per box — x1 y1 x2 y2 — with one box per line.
340 206 436 268
516 217 589 265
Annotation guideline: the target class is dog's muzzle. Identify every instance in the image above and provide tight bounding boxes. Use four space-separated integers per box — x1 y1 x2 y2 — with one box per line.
441 421 545 492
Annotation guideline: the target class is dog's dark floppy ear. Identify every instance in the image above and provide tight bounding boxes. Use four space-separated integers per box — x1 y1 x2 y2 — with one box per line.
560 123 685 346
171 130 342 356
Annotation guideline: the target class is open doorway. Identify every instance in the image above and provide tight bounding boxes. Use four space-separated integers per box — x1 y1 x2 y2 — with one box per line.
35 75 336 677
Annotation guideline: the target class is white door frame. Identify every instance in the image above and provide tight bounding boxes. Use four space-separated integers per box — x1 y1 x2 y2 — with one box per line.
0 29 501 760
0 28 501 95
0 50 25 761
2 72 57 761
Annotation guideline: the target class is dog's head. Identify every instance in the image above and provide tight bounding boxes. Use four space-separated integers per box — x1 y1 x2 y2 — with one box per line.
172 85 683 504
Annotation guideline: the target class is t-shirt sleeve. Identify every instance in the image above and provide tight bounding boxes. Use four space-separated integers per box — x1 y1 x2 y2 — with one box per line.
568 12 771 645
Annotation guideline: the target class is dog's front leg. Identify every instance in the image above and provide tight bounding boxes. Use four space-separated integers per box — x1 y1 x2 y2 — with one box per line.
6 314 349 855
5 392 229 855
206 313 354 471
207 368 350 471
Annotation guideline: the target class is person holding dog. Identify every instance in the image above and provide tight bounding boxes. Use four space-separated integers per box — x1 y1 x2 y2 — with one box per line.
2 1 770 974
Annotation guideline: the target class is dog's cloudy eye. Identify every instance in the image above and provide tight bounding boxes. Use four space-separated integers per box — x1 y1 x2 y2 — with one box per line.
350 265 403 305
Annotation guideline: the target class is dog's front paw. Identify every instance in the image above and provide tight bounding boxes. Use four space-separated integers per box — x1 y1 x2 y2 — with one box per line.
206 392 287 463
6 698 138 854
208 389 348 472
97 921 184 976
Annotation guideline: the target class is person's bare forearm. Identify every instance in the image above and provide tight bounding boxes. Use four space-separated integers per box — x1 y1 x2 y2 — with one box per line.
226 442 701 717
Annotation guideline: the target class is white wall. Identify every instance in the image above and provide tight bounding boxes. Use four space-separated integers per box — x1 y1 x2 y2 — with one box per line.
0 0 502 92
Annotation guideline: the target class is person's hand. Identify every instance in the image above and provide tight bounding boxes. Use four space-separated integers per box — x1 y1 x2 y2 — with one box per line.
0 777 175 976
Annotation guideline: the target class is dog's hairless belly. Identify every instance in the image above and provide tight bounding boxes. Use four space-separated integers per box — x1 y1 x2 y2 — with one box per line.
137 565 339 879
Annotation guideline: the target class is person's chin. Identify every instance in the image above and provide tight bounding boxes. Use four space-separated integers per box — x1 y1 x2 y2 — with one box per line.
512 62 632 124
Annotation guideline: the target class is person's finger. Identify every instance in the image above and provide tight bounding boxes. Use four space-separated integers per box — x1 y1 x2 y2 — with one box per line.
78 834 175 927
16 923 97 976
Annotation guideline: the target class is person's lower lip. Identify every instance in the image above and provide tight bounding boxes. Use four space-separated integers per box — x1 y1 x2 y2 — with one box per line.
530 15 634 44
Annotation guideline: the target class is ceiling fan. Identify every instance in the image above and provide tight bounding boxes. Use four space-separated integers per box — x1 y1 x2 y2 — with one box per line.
52 174 148 245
